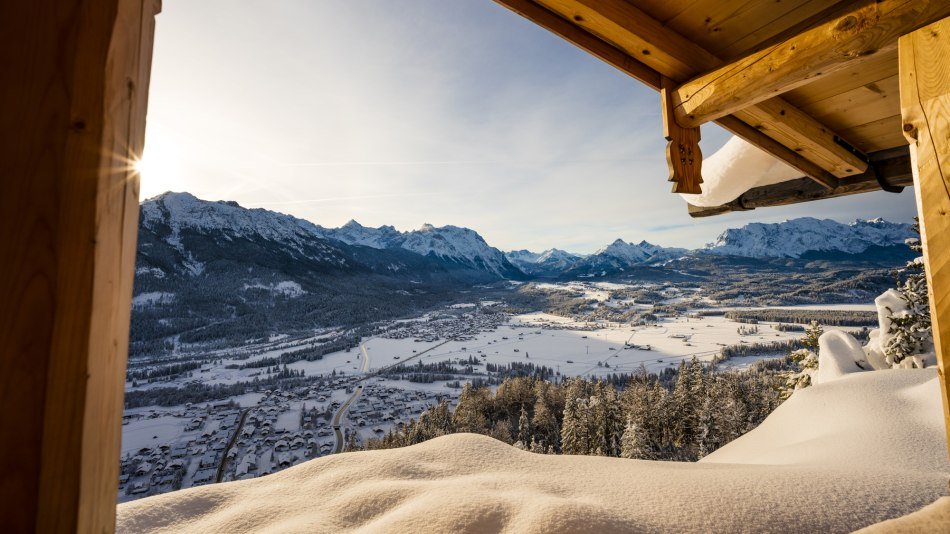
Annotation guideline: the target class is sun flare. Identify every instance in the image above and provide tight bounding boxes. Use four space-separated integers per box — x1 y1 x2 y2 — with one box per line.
136 125 186 199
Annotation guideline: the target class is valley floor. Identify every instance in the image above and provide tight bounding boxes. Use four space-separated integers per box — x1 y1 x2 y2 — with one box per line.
119 281 874 502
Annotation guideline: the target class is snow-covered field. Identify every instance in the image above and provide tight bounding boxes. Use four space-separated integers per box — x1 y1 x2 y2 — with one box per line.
116 369 950 533
118 280 875 504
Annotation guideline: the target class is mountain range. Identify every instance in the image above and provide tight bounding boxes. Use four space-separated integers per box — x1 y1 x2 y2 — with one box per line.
130 192 914 356
138 192 915 283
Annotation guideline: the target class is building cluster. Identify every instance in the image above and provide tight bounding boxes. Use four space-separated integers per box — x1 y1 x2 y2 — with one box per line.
382 311 509 343
348 383 459 439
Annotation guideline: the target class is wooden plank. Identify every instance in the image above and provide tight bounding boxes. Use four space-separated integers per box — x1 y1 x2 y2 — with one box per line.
688 146 912 217
713 0 843 60
673 0 950 128
899 16 950 455
503 0 858 182
0 0 158 531
800 75 899 126
784 48 898 107
665 0 837 60
836 114 906 153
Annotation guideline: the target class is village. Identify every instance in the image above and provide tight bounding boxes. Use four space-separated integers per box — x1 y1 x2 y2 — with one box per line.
118 281 874 502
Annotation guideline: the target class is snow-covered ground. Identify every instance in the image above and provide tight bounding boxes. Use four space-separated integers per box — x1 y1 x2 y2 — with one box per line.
116 369 950 533
118 284 876 503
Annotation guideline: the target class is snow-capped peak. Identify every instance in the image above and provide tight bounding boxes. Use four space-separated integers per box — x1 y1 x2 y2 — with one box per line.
140 192 322 247
704 217 913 258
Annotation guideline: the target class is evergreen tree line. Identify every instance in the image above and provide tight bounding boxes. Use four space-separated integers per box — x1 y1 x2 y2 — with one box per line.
716 339 804 361
724 309 877 326
126 361 201 382
360 359 784 461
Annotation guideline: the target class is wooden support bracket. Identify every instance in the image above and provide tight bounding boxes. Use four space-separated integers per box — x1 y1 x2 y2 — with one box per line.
661 77 702 194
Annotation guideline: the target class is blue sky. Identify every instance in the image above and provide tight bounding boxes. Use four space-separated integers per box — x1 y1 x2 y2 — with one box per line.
140 0 917 253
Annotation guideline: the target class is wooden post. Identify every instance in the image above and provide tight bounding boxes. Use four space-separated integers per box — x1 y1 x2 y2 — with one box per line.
899 16 950 456
0 0 159 531
661 77 702 194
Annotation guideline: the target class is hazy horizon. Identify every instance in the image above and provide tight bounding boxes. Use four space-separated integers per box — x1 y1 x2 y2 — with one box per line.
140 0 918 253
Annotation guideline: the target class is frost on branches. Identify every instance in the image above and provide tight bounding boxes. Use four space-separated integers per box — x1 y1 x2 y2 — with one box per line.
881 222 933 367
791 221 936 389
784 322 821 394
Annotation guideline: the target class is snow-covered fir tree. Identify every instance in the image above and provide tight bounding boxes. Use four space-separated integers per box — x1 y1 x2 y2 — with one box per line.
883 219 932 366
515 405 531 449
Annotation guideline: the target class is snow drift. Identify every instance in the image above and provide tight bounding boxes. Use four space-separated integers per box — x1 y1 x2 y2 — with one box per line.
117 370 949 533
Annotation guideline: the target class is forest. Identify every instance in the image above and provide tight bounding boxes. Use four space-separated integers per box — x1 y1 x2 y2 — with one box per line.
360 358 787 461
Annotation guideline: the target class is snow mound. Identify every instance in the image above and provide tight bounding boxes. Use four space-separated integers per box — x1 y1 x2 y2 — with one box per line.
679 136 801 207
117 371 948 533
702 369 947 473
812 330 866 385
856 497 950 533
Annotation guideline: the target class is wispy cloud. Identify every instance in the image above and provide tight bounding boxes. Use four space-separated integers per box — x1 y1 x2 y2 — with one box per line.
143 0 917 253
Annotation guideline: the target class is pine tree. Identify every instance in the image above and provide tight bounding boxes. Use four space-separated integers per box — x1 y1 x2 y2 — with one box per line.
802 321 823 352
531 391 560 452
592 382 624 457
884 218 933 367
453 383 488 433
516 405 531 449
560 396 583 454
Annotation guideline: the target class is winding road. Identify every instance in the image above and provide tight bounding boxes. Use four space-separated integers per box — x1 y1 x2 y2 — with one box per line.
331 342 371 453
331 338 451 453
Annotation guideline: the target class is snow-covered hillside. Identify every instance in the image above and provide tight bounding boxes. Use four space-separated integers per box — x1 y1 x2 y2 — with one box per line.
315 221 524 279
141 192 523 280
507 248 583 276
704 218 912 258
141 192 324 250
117 369 948 533
562 239 687 277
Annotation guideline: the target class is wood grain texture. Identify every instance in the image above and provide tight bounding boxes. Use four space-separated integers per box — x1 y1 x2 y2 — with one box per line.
899 15 950 455
0 0 158 531
661 77 702 193
673 0 950 128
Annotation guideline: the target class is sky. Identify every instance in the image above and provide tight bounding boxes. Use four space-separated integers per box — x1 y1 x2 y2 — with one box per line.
140 0 918 253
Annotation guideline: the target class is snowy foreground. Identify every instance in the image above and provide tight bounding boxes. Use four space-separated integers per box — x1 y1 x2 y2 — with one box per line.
118 369 948 533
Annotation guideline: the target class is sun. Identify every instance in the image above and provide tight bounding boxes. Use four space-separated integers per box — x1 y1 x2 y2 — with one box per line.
135 124 186 199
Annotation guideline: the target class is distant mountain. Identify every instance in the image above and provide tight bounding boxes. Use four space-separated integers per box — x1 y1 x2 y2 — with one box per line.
562 239 688 278
507 248 583 277
130 193 522 356
315 220 524 279
702 218 913 259
131 194 913 355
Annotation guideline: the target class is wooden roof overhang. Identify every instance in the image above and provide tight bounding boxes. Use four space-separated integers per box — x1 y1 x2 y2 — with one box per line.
493 0 950 216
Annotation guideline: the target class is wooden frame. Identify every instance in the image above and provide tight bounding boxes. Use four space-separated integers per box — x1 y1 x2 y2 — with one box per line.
0 0 159 531
899 17 950 454
0 3 947 532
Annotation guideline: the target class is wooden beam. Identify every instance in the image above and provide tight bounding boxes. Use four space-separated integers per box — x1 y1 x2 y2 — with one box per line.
673 0 950 128
493 0 661 89
899 16 950 456
688 146 912 217
0 0 158 531
496 0 855 186
661 77 702 193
